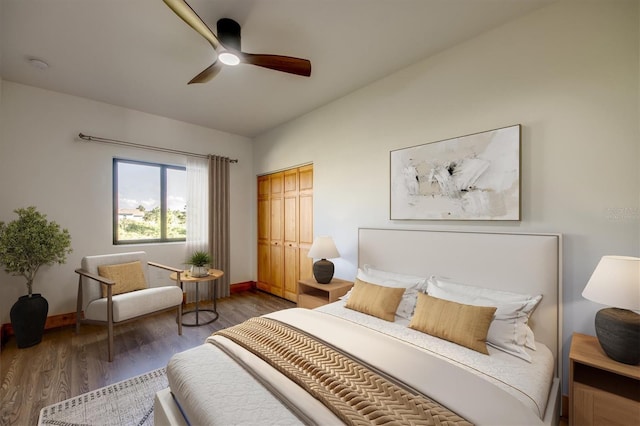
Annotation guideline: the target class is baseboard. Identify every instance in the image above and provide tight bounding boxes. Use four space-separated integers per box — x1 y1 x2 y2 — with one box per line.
0 325 8 348
1 311 78 344
1 281 257 347
230 281 256 293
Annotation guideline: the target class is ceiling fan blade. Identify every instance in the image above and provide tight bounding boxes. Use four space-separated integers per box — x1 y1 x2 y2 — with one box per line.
241 53 312 77
188 61 223 84
163 0 221 50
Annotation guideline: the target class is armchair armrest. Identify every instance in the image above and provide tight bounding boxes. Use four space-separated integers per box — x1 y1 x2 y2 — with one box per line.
75 268 116 326
148 261 184 287
148 261 183 274
75 268 115 286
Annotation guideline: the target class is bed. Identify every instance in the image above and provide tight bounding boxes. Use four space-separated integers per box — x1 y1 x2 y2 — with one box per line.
155 228 562 425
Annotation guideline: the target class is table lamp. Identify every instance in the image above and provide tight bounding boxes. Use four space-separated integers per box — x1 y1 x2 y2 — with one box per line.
582 255 640 365
308 236 340 284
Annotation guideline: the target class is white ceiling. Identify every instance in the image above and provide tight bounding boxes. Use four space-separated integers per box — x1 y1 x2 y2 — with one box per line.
0 0 554 138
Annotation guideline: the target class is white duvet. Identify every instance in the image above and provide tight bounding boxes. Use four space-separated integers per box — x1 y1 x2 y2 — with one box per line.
166 307 551 425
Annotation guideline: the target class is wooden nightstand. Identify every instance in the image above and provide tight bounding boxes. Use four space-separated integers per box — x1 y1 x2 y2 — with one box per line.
569 333 640 426
297 277 353 309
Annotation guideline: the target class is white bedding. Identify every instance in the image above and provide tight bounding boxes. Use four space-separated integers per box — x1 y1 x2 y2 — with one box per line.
317 300 555 419
166 344 304 425
165 308 549 425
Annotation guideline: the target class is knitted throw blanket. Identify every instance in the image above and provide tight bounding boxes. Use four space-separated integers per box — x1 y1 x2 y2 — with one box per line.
215 317 472 426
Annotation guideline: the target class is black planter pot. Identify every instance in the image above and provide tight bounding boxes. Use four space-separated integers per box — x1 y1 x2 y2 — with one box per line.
10 294 48 348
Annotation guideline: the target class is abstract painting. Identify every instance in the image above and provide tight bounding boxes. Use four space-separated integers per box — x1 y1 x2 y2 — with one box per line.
390 125 520 220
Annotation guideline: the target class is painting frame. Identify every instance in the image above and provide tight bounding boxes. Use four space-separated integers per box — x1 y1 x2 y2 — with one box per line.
390 124 521 221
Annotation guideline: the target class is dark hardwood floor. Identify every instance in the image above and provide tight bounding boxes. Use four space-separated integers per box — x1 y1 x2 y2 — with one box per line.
0 290 295 426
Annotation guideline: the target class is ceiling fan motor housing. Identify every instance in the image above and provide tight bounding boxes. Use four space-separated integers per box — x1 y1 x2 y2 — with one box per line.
217 18 241 51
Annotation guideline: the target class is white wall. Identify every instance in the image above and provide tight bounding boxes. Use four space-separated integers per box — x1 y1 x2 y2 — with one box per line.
254 0 639 393
0 82 254 323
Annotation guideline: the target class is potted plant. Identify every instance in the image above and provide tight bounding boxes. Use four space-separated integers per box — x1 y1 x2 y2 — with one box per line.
186 250 211 278
0 206 72 348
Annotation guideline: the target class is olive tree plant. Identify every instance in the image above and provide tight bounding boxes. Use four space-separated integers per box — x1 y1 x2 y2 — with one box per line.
0 207 72 296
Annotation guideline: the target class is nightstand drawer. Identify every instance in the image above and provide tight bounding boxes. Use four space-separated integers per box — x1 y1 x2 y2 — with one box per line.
573 382 640 426
297 292 328 309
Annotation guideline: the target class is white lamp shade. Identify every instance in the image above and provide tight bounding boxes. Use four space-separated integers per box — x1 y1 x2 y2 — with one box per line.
582 256 640 311
308 236 340 259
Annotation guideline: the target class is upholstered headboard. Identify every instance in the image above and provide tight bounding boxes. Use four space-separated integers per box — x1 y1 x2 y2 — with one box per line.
357 228 562 374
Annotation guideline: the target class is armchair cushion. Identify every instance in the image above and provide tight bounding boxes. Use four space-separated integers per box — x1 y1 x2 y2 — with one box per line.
98 261 147 297
84 286 183 323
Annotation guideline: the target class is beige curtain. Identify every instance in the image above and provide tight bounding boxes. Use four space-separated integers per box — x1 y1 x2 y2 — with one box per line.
208 155 231 298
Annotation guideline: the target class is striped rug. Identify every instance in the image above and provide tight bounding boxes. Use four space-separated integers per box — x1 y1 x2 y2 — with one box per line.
38 368 167 426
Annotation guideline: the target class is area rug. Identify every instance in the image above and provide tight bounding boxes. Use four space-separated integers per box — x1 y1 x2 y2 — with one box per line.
38 368 168 426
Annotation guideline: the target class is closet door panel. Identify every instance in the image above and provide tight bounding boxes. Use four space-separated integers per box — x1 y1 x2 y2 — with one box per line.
299 192 313 282
299 165 313 192
283 244 298 301
269 243 284 297
257 175 270 291
256 241 270 291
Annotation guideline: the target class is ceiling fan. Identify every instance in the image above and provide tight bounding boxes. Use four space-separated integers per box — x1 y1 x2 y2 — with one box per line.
163 0 312 84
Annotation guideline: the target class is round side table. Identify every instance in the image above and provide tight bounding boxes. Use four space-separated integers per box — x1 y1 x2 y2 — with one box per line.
170 269 224 327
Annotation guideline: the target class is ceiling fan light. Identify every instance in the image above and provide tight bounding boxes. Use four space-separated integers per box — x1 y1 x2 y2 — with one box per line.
219 51 240 66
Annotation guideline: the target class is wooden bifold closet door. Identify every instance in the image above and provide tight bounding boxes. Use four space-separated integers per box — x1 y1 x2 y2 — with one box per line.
257 164 313 302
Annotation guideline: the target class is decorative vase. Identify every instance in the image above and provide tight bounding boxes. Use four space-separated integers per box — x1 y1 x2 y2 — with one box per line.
10 293 48 348
190 265 209 278
312 259 335 284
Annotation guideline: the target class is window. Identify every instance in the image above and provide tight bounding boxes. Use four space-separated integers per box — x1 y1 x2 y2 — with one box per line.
113 159 186 244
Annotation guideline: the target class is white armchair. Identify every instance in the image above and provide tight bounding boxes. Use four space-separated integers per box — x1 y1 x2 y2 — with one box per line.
75 251 183 361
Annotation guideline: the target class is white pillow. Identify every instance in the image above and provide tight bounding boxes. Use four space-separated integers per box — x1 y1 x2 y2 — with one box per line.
350 267 426 320
525 326 536 351
426 276 542 362
362 265 427 287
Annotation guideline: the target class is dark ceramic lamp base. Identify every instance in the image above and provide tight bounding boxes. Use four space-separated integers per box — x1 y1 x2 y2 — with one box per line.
594 307 640 365
313 259 334 284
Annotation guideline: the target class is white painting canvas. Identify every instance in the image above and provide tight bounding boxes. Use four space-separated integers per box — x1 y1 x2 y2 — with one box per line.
390 125 520 220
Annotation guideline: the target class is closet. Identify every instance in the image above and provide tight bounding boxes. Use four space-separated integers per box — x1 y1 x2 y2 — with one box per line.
257 164 313 301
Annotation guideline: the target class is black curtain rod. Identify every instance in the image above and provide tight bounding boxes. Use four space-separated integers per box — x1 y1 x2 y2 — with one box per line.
78 133 238 163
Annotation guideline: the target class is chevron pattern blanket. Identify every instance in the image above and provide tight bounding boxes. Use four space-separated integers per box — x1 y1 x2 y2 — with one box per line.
215 317 472 426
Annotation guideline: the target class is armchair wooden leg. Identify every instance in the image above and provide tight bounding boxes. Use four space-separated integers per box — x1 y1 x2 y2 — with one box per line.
108 321 114 362
177 304 183 336
76 275 83 334
107 287 114 362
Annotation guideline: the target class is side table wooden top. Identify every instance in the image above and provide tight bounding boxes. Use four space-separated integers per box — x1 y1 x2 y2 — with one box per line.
169 269 224 283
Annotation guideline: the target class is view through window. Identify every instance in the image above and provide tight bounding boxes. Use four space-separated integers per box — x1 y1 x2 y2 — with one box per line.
113 159 186 244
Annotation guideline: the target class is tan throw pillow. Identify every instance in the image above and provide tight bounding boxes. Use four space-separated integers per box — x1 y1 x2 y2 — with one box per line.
98 261 147 297
345 278 406 322
409 293 496 354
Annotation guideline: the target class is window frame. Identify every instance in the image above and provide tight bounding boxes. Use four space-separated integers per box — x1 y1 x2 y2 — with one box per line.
112 158 187 245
